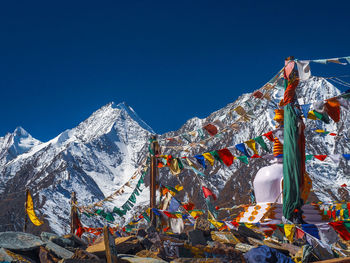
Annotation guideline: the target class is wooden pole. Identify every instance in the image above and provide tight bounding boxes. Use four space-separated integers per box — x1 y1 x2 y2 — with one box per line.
104 226 118 263
23 188 29 232
70 191 77 234
149 135 159 228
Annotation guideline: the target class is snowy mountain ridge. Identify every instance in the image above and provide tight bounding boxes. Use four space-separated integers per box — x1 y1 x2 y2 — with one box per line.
0 77 349 235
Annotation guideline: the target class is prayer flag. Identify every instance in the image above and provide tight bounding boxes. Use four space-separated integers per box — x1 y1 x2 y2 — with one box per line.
183 202 195 211
314 155 327 161
254 136 269 152
325 98 340 123
203 123 218 136
296 60 311 80
301 103 311 119
168 197 181 213
217 148 234 166
194 155 206 169
329 222 350 241
284 224 295 242
302 224 320 239
296 228 305 239
26 190 44 226
245 139 258 155
169 158 181 175
237 155 249 164
263 131 274 142
235 143 251 157
203 152 215 166
210 150 223 163
343 154 350 160
202 186 217 200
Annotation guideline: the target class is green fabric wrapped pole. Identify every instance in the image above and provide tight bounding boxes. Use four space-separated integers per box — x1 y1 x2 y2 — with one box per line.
283 103 303 220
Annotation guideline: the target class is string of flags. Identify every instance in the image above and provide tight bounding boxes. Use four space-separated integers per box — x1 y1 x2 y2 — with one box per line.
78 158 148 210
80 167 148 222
157 68 285 150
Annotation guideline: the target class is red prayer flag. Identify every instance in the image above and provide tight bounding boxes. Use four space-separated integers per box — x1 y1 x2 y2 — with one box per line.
296 228 305 239
163 226 170 232
183 202 195 211
347 203 350 211
325 98 340 123
341 184 347 187
263 131 274 142
329 133 337 136
327 210 332 219
163 211 178 218
203 123 218 136
314 155 327 161
329 222 350 241
217 148 234 166
202 186 217 200
251 154 262 158
332 210 336 219
252 90 264 99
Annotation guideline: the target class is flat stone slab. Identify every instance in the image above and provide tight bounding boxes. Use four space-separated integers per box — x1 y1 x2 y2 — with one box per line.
45 241 74 259
0 231 44 251
0 247 36 262
119 254 167 263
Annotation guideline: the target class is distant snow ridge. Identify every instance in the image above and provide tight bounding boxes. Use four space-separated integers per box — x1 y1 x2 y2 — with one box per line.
0 77 349 235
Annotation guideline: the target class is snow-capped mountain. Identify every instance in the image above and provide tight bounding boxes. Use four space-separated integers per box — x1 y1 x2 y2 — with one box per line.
0 76 349 235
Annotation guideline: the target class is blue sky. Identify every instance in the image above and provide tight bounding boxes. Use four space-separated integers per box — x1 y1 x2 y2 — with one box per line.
1 1 349 141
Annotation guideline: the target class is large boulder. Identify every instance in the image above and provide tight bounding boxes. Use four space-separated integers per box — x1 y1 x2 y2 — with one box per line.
0 247 36 263
0 231 44 251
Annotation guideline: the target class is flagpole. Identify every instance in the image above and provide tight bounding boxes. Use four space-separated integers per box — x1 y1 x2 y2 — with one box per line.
149 135 159 228
23 188 29 232
70 191 77 234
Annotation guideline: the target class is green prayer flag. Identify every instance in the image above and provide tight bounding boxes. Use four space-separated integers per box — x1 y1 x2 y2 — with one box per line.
313 110 330 124
142 212 151 222
129 193 136 204
345 209 349 219
210 151 223 163
283 103 303 220
305 155 313 161
177 158 184 170
254 136 269 152
165 185 179 193
113 207 126 217
237 155 249 164
105 213 115 222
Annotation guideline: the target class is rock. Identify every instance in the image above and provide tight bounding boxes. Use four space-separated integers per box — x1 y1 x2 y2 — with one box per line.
72 249 100 260
0 231 44 251
237 225 265 240
146 226 157 234
118 254 167 263
50 236 75 248
187 230 207 246
59 260 103 263
235 243 256 253
136 249 164 260
87 235 143 256
62 234 88 248
140 237 153 250
39 246 60 263
41 232 59 242
137 229 147 238
0 247 36 262
45 241 74 259
211 231 240 245
170 259 224 262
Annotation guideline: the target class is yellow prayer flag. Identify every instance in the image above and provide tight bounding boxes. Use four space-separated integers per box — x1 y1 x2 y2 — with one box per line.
244 223 257 229
284 224 295 242
340 209 344 220
315 129 325 133
169 158 181 175
208 219 224 230
190 210 203 218
245 139 258 155
175 185 184 192
186 158 198 170
233 106 250 122
307 111 317 120
202 153 215 166
26 190 44 226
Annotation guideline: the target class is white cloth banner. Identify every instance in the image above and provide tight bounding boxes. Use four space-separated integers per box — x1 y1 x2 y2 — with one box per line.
296 60 311 80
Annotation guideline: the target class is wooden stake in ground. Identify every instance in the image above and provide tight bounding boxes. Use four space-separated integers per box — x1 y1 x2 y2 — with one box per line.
104 226 118 263
23 188 29 232
70 191 77 234
149 135 160 227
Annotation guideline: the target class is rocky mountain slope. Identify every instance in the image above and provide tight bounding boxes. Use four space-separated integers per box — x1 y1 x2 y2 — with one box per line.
0 76 349 235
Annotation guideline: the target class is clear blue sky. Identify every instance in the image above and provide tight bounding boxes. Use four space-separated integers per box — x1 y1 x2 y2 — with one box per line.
1 1 349 141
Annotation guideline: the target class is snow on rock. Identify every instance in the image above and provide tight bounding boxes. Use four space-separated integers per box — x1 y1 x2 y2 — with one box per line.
0 77 349 235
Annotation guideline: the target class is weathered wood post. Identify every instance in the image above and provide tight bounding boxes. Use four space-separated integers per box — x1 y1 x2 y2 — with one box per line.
23 188 29 232
149 135 160 228
104 226 118 263
70 191 77 234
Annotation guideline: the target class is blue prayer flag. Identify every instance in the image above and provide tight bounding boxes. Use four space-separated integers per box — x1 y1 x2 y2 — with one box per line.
168 197 181 212
235 143 251 157
194 155 206 169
